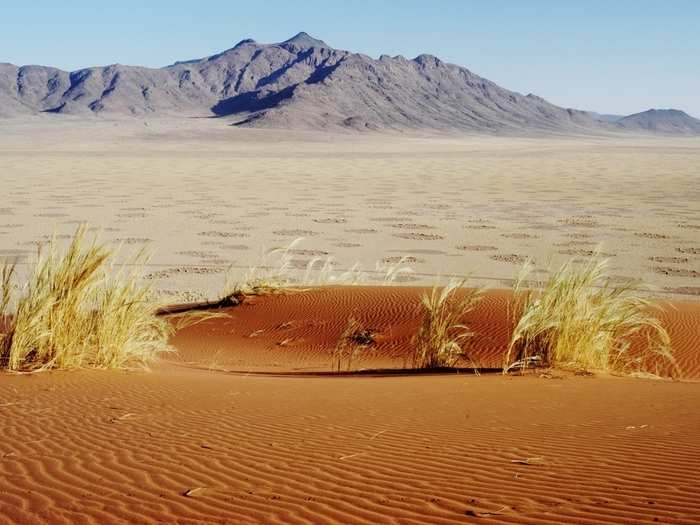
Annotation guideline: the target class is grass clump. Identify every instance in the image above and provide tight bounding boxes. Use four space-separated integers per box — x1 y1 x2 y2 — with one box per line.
222 239 302 300
505 253 676 376
0 226 172 372
412 280 481 369
331 318 375 372
222 238 414 301
302 256 414 286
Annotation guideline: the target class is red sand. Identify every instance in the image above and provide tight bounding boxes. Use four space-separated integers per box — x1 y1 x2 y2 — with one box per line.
172 287 700 378
1 286 699 524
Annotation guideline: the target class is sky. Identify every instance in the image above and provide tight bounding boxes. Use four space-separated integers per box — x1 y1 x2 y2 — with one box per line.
2 1 699 116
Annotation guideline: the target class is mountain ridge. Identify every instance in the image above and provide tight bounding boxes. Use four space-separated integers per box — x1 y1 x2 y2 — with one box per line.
1 33 698 134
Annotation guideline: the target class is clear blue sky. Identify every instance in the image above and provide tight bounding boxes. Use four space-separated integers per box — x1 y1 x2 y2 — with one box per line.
2 1 699 116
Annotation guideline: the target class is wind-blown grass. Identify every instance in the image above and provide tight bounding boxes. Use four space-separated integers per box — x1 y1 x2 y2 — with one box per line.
412 280 482 369
222 238 303 299
222 238 413 300
505 253 676 376
0 226 172 372
302 255 414 286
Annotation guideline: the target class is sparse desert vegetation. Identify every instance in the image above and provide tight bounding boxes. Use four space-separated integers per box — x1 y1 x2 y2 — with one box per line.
0 226 172 371
221 239 302 300
6 227 680 379
331 318 375 372
412 280 482 369
505 254 676 376
221 238 414 301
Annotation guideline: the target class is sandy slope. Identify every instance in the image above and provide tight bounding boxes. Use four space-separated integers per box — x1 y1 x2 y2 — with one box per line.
1 368 699 524
172 287 700 379
2 287 700 524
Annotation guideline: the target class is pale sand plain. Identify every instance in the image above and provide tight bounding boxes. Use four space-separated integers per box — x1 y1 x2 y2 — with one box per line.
1 117 700 524
1 116 699 301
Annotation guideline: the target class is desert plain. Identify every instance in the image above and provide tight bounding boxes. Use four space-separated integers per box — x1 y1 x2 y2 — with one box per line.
1 118 700 299
1 117 700 524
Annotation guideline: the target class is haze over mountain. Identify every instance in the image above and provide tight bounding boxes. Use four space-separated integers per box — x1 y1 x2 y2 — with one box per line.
1 32 698 134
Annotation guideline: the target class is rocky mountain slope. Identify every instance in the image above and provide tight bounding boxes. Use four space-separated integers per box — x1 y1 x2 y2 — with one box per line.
615 109 700 134
1 33 697 134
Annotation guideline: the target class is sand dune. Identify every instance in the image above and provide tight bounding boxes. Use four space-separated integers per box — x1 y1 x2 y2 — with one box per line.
1 349 699 523
2 288 700 524
172 287 700 379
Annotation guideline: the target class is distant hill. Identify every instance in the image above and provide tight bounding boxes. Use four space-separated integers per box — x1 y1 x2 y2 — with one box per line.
1 32 697 134
615 109 700 134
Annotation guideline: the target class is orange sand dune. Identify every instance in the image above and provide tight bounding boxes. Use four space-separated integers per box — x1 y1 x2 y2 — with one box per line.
172 286 700 379
1 286 700 524
1 369 700 524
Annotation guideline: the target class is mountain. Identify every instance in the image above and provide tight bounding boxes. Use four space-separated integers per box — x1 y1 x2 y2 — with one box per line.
615 109 700 134
0 33 697 134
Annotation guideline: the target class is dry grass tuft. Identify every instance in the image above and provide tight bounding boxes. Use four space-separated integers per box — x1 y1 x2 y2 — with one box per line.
303 255 414 286
222 238 302 299
0 226 172 372
505 252 676 376
222 238 413 301
331 318 374 372
412 280 482 369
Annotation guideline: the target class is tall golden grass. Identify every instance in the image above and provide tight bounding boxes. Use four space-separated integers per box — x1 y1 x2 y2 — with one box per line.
505 253 676 376
0 226 172 371
412 280 481 369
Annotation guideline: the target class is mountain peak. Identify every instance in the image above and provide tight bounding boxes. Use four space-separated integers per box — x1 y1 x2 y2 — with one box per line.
234 38 257 47
626 108 692 119
280 32 329 49
647 108 687 116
